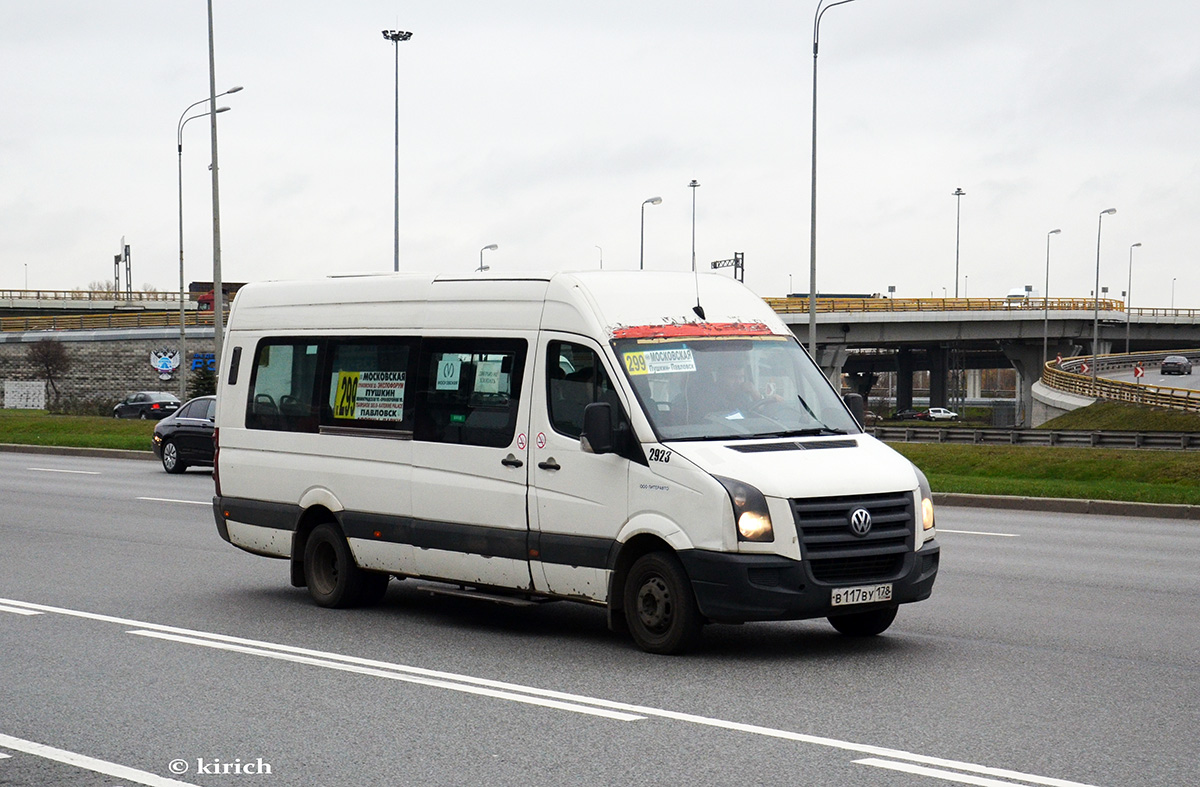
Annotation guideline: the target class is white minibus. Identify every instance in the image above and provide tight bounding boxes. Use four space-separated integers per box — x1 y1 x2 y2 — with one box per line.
212 271 938 653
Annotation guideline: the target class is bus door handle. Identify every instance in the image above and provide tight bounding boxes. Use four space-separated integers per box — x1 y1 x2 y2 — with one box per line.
537 458 561 471
501 454 524 468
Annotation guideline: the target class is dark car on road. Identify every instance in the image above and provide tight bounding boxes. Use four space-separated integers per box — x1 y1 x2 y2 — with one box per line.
1160 355 1193 375
891 408 929 421
152 395 215 473
113 391 181 420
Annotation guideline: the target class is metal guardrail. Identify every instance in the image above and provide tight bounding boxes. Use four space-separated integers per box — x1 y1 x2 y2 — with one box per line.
0 288 181 302
872 425 1200 451
1044 351 1200 413
764 296 1127 314
1 310 217 333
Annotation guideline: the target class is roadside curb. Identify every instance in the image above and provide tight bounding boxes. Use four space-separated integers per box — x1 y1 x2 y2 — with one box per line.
0 443 156 462
934 492 1200 521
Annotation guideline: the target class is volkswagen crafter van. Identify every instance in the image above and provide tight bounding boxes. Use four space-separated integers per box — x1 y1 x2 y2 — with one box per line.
212 271 938 653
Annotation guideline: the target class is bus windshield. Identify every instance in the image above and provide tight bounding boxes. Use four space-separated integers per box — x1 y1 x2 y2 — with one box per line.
614 334 861 441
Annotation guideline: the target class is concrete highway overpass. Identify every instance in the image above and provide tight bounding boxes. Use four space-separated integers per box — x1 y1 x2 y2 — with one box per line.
769 296 1200 426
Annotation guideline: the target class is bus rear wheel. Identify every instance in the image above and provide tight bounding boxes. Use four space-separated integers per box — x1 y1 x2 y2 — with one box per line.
303 523 388 608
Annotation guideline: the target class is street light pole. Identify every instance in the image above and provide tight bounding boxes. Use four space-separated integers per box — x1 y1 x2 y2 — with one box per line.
1042 228 1061 364
1126 242 1141 353
952 187 966 298
595 245 603 270
1092 208 1117 389
478 244 497 272
178 96 236 399
1172 277 1177 309
382 30 413 272
639 196 661 270
205 0 235 370
809 0 860 358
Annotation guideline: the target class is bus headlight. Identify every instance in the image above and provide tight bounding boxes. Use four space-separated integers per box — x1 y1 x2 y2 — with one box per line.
714 475 774 542
915 466 935 531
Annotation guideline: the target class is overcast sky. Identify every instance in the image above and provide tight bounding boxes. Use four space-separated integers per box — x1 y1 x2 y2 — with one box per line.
3 1 1198 306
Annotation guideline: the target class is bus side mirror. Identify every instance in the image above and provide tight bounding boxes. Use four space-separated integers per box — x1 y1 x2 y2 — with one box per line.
581 402 615 455
843 392 866 426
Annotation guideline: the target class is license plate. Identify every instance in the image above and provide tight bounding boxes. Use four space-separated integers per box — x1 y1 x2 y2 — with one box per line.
831 583 893 607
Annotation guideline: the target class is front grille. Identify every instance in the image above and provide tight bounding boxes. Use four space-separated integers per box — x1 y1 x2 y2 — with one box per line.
791 491 914 584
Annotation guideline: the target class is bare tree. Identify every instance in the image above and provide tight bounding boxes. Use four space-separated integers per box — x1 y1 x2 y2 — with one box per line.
27 339 70 405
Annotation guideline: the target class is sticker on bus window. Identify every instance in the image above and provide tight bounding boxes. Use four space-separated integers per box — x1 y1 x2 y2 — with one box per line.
334 370 405 420
623 347 696 376
436 355 462 390
475 360 503 393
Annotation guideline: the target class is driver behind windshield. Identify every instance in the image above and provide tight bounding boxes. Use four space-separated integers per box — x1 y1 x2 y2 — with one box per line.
694 357 775 419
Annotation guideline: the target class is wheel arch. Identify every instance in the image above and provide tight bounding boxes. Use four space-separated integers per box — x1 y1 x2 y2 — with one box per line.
290 505 343 588
607 532 685 628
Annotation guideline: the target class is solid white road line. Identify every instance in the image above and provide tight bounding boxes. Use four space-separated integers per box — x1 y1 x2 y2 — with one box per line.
136 497 211 506
0 733 198 787
131 630 644 722
0 605 42 616
0 597 1101 787
27 468 101 475
857 757 1083 787
939 529 1019 537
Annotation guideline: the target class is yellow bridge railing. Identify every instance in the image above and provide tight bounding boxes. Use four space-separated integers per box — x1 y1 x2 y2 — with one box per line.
1043 352 1200 413
764 296 1127 313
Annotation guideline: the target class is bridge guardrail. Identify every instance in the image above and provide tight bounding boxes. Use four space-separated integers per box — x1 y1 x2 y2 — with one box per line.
872 425 1200 451
0 288 180 302
764 296 1126 313
1044 351 1200 413
1 310 218 333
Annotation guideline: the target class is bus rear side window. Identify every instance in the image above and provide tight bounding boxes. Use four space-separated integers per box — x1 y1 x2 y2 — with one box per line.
246 341 320 432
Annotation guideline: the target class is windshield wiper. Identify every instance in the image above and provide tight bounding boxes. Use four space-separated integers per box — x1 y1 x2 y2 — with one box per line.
755 427 849 438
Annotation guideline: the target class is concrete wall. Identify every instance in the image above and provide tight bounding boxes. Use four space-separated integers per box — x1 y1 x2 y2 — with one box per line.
0 328 215 407
1031 380 1096 427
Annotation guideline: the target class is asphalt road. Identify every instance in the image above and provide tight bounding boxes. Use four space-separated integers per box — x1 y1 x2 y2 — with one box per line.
1105 362 1200 389
1 451 1197 787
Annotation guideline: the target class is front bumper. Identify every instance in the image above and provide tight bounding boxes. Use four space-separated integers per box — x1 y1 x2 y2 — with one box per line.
678 539 939 624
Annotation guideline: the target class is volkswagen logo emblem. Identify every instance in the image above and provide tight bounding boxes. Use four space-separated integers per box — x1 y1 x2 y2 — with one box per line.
848 508 873 537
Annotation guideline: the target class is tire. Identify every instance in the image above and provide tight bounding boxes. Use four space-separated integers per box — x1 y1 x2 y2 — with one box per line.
828 605 898 637
161 440 187 474
303 523 388 608
622 552 702 654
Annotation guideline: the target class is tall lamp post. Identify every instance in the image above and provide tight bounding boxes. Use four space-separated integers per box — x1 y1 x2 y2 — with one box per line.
1042 228 1061 364
478 244 497 272
382 29 413 272
1125 242 1141 353
1172 277 1177 309
595 245 603 270
952 187 966 298
689 180 700 271
809 0 860 357
178 91 238 398
1092 208 1117 388
639 196 661 270
204 0 236 369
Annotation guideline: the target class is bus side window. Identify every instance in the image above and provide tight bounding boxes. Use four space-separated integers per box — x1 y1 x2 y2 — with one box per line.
414 338 527 448
246 340 321 432
547 341 624 439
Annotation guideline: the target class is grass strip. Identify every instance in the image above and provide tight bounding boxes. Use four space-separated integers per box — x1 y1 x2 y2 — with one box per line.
891 443 1200 505
0 410 154 452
